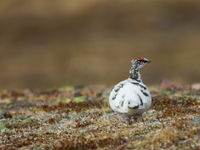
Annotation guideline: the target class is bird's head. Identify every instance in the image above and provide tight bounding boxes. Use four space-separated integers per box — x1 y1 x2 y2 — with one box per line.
131 57 150 70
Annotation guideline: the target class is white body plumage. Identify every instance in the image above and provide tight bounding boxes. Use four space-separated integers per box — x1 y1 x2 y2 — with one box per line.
109 78 151 116
109 57 151 118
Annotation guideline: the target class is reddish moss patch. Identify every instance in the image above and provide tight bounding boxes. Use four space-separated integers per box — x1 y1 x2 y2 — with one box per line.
54 136 127 150
38 99 104 113
152 96 199 117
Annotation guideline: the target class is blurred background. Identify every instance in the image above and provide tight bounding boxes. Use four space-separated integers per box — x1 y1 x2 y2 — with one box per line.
0 0 200 89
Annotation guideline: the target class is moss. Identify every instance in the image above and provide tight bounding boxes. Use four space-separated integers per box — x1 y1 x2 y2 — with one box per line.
56 97 71 103
59 86 74 92
0 125 10 133
73 96 86 103
22 118 33 123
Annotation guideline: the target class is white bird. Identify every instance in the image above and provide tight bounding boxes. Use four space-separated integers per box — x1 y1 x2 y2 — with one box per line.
109 57 151 123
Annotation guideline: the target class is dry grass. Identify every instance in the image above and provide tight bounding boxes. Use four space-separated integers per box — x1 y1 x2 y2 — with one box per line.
0 85 199 149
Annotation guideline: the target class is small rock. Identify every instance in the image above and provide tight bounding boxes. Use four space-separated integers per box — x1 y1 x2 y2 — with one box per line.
160 79 183 89
191 83 200 90
161 79 174 89
66 114 71 120
191 116 200 126
152 121 162 128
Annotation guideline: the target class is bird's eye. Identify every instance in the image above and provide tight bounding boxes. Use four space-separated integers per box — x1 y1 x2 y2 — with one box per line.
137 59 144 62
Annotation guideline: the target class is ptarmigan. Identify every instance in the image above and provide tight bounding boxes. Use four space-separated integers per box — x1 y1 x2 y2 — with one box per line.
109 57 151 123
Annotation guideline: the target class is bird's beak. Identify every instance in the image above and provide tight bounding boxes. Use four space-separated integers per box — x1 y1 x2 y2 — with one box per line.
144 59 150 63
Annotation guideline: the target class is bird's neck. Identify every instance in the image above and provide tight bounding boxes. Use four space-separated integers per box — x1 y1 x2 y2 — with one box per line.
129 66 142 82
